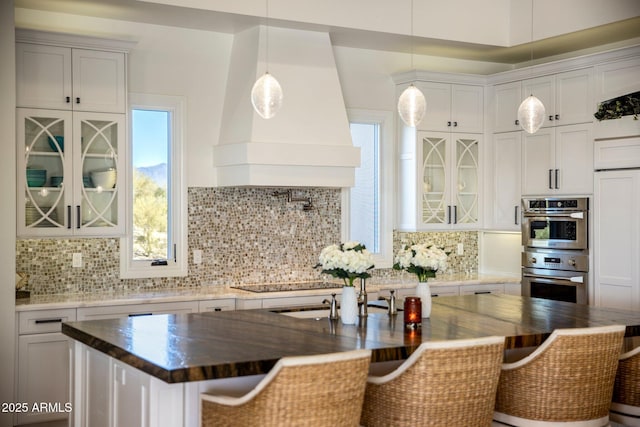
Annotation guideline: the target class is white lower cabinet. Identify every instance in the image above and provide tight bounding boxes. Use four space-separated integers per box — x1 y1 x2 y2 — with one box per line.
459 283 504 295
75 343 184 427
77 301 199 320
16 309 76 425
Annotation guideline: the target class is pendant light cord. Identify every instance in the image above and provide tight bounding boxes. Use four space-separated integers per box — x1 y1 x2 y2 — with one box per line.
265 0 270 73
410 0 414 70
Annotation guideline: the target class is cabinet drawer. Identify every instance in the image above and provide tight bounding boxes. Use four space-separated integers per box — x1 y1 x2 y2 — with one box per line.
459 284 505 295
261 294 337 309
19 308 77 334
77 301 199 320
395 285 459 299
199 298 236 312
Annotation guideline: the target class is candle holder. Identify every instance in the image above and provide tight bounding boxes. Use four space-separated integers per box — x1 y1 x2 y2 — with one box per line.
404 296 422 329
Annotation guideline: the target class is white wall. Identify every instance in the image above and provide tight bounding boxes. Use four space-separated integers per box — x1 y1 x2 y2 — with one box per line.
0 1 16 426
479 231 521 276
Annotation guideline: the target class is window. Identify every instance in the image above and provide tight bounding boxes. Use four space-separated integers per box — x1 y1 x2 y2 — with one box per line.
120 93 186 278
344 109 394 268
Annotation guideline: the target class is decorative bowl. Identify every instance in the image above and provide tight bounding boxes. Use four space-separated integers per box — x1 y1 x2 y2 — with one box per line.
90 168 117 189
50 176 63 187
26 169 46 187
47 136 64 152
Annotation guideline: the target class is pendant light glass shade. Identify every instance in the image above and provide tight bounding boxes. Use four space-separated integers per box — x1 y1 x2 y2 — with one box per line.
251 72 283 119
518 94 545 134
398 84 426 127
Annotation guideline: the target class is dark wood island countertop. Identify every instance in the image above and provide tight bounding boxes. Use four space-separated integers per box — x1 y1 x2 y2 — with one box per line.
62 295 640 384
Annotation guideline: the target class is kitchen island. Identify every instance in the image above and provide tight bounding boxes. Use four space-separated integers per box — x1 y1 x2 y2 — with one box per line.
62 295 640 427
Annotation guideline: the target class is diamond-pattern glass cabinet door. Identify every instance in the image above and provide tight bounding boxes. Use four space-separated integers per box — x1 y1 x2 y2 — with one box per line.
455 135 479 225
17 109 73 237
74 112 124 235
421 134 448 225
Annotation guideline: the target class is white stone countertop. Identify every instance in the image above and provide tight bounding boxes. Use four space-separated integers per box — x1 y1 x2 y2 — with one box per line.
15 273 520 312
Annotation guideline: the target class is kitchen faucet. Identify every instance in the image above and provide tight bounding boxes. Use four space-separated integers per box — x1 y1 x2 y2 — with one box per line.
378 290 397 315
358 278 367 317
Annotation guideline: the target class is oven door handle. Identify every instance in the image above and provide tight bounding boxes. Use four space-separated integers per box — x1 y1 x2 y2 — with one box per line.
523 273 584 284
523 212 584 219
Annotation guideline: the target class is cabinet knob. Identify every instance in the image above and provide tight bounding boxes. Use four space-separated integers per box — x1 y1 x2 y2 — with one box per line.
447 121 452 127
65 96 70 103
453 121 458 127
549 115 554 121
515 119 519 126
555 114 560 120
76 97 80 104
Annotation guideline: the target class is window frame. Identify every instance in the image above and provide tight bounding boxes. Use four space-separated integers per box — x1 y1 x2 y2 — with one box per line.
120 93 187 279
343 109 394 269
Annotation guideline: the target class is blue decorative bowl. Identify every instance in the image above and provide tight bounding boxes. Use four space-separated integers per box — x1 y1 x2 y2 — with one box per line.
47 136 64 153
26 169 46 187
50 176 63 187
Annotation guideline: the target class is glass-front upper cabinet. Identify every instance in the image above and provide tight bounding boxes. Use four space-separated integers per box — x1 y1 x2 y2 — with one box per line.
17 108 124 237
420 131 480 229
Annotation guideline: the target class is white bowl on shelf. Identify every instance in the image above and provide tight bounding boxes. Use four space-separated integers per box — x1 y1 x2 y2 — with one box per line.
90 168 117 189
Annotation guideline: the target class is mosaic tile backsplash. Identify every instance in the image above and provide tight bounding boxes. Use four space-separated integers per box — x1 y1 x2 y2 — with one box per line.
16 187 478 295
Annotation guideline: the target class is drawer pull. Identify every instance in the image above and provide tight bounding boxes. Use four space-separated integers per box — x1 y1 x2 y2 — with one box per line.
474 291 491 295
35 318 63 324
431 294 439 297
214 308 222 312
128 313 153 317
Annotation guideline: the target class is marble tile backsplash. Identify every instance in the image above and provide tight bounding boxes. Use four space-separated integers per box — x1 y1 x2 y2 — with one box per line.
16 187 478 295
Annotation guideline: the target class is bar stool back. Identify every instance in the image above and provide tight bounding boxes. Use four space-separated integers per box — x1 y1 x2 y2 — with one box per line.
610 344 640 426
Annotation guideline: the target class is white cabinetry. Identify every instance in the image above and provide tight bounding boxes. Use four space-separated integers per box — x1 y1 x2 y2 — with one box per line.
17 108 125 237
398 129 481 230
459 283 504 295
489 132 522 230
395 285 459 299
199 298 236 312
521 68 593 129
16 308 76 425
417 82 483 133
521 123 593 195
16 43 126 113
77 301 199 320
493 81 523 133
594 170 640 310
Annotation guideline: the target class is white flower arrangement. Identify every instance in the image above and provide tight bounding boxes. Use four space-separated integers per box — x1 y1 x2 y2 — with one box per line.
393 243 449 282
315 241 375 286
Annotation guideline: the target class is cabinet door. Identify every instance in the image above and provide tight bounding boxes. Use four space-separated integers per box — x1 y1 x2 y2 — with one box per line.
420 132 450 226
451 85 483 133
72 49 126 113
492 132 522 230
493 81 522 133
554 123 593 195
17 108 74 237
17 333 72 425
113 361 149 427
453 134 480 227
74 112 125 236
417 82 451 132
594 170 640 310
556 68 593 126
522 75 555 128
16 43 72 110
522 128 555 195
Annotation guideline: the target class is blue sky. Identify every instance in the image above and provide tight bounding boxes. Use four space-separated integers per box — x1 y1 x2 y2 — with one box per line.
131 109 169 167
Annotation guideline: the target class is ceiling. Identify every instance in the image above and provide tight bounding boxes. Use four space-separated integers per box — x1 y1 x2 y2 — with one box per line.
14 0 640 65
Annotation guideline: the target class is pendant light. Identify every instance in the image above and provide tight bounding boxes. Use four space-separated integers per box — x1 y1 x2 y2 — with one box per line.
397 0 426 127
518 0 545 133
251 0 283 119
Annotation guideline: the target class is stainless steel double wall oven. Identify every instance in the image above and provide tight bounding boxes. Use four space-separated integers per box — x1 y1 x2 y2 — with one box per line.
521 197 589 304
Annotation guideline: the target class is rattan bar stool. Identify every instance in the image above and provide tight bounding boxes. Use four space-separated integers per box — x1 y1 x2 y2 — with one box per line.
493 324 626 427
610 344 640 426
360 336 505 427
200 349 371 427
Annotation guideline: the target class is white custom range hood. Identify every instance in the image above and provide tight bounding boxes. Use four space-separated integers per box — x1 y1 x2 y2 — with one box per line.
214 26 360 188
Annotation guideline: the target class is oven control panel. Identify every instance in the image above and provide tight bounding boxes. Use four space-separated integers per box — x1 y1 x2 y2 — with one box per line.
522 250 588 272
